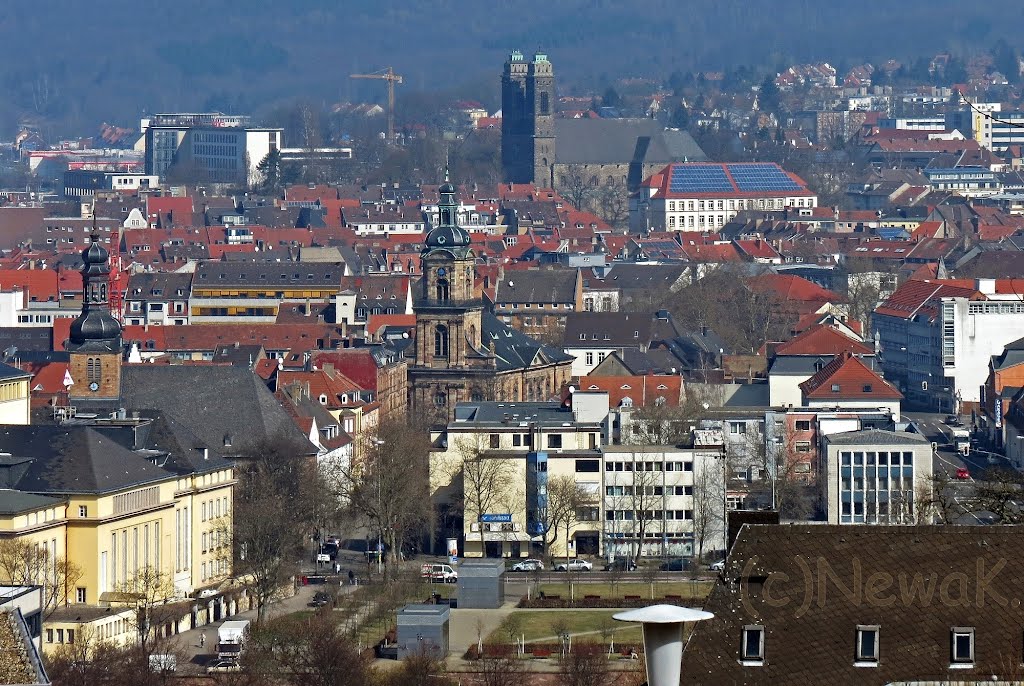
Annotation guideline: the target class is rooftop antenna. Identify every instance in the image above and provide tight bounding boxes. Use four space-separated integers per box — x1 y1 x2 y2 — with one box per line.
613 605 714 686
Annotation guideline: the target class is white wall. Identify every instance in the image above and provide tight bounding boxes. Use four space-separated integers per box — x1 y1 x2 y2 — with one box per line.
807 398 900 416
564 346 617 376
944 299 1024 404
768 373 808 408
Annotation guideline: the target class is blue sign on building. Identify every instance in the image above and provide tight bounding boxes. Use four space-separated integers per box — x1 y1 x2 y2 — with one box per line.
481 514 513 523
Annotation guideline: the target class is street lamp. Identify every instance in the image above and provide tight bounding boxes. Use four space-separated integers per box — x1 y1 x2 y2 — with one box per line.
372 438 385 576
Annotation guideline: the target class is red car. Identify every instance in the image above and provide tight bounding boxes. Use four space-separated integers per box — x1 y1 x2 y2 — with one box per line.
955 467 970 480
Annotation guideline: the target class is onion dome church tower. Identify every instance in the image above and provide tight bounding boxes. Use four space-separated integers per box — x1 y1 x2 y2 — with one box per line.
409 171 496 418
67 231 122 407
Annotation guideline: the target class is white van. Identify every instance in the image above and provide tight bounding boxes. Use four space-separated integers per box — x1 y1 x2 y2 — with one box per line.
420 563 458 583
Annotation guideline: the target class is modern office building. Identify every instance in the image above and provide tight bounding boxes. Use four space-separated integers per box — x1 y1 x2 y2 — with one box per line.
141 113 282 185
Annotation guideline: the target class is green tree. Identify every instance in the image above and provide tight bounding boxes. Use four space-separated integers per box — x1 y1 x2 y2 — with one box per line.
758 75 780 113
601 86 621 109
669 103 690 129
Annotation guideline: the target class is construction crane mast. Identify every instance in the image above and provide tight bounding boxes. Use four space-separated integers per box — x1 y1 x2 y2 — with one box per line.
350 67 403 144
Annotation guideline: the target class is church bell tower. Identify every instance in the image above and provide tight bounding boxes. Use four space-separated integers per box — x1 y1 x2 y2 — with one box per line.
67 231 122 407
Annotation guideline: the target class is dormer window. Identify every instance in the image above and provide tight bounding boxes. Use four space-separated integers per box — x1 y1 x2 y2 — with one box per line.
951 627 974 666
862 384 872 392
741 625 764 664
319 394 329 405
855 625 879 666
831 384 840 392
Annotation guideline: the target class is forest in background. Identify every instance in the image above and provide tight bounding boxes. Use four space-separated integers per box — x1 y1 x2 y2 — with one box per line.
5 0 1024 137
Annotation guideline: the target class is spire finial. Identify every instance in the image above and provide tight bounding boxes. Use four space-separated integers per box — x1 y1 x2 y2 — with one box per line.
90 206 99 243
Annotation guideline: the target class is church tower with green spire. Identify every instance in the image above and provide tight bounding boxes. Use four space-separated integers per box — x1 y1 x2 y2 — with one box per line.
409 172 495 419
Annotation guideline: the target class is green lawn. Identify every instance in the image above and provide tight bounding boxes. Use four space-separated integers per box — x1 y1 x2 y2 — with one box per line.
535 580 712 601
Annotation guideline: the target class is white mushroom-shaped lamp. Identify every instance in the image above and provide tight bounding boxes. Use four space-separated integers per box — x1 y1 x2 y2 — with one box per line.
613 604 714 686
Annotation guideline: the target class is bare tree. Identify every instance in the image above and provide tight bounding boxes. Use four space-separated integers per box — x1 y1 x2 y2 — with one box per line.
559 647 611 686
691 453 726 564
0 539 82 618
228 435 316 623
596 179 629 228
453 438 522 540
242 611 376 686
558 164 596 211
479 654 529 686
335 419 432 579
626 460 665 567
112 567 177 657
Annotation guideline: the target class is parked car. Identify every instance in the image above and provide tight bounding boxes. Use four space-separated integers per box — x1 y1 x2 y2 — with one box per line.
709 559 726 572
956 466 971 480
420 563 458 583
603 556 637 572
206 658 240 674
660 558 691 572
311 591 332 607
944 415 962 425
555 559 592 572
511 558 544 572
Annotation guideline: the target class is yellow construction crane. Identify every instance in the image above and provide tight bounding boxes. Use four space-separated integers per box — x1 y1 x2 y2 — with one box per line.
350 67 403 143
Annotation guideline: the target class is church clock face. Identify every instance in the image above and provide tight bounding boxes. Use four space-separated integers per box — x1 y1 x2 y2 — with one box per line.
437 268 446 277
89 382 99 392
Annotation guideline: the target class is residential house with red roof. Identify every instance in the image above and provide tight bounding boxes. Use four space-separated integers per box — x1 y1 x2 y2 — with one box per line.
799 351 902 415
768 324 874 408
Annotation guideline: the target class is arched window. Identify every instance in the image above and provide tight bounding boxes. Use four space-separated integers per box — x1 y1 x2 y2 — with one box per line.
433 391 447 407
434 325 449 358
436 278 450 302
87 358 101 383
468 325 477 347
470 387 484 402
99 283 107 301
540 92 550 115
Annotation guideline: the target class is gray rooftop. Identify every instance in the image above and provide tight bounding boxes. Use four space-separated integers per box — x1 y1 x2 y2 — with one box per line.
495 269 577 305
825 428 929 446
451 401 600 427
554 119 706 165
193 260 342 289
0 489 63 514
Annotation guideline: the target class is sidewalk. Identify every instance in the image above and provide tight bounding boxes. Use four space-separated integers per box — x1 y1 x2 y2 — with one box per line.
174 582 349 672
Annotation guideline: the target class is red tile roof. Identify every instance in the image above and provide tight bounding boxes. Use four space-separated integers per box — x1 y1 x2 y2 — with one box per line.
774 324 872 356
748 273 844 304
574 375 684 408
648 162 815 200
874 279 981 320
0 268 59 302
799 351 902 400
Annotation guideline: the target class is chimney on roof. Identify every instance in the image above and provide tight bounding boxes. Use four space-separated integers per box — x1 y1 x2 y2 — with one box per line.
323 362 335 377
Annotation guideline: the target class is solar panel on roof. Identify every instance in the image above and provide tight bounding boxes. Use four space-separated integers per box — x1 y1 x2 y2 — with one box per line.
727 163 801 192
669 165 733 193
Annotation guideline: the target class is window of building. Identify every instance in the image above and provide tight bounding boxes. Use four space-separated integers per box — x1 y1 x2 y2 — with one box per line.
796 441 811 452
575 459 600 472
489 434 500 449
855 626 879 664
951 627 974 665
742 625 764 663
547 434 563 449
513 434 522 447
434 325 449 358
729 422 746 434
76 587 86 603
831 383 841 393
795 420 811 431
46 629 53 643
79 505 88 517
433 391 447 407
586 352 594 365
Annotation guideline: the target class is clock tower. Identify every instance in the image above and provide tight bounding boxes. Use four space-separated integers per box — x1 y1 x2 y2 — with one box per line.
67 231 122 407
409 172 495 419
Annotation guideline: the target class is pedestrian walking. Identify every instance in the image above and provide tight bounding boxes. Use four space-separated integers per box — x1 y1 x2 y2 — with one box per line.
348 569 355 586
199 631 206 649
